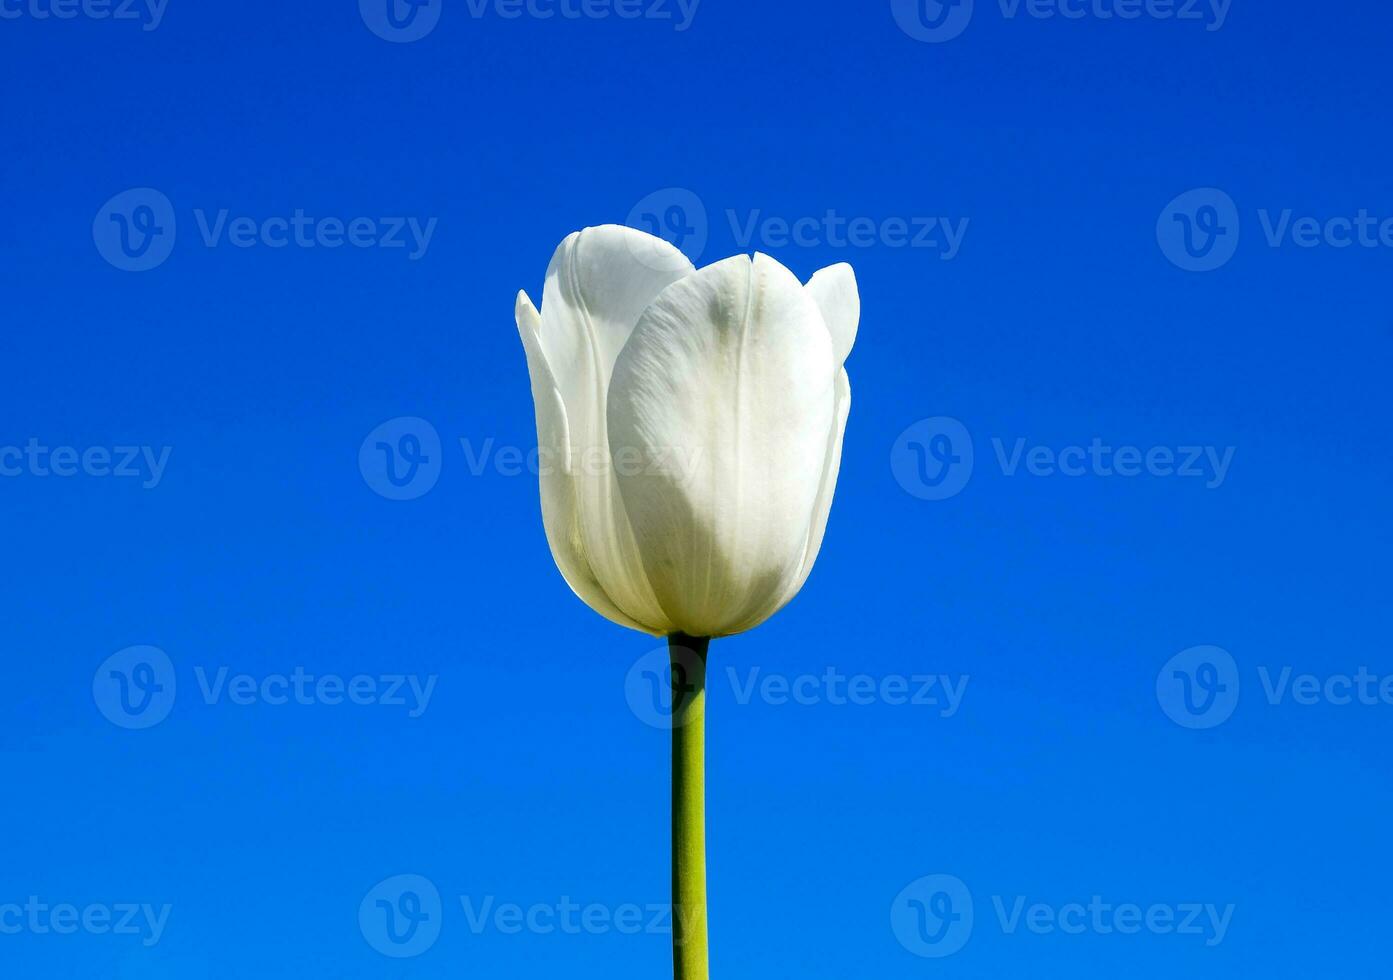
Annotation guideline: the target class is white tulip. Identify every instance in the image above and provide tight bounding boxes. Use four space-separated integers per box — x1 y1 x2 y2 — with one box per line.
515 224 858 638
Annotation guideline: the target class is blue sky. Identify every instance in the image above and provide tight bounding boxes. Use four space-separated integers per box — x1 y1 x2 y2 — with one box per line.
2 0 1391 976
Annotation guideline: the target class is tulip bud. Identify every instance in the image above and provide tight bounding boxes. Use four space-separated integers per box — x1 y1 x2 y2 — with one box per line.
516 225 856 637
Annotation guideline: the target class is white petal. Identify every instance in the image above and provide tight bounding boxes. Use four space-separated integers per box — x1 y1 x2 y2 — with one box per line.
536 225 695 385
777 368 851 610
805 263 860 366
535 226 694 633
515 291 648 633
607 253 837 637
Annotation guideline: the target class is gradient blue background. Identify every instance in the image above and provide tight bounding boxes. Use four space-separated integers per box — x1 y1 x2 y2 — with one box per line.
2 0 1390 976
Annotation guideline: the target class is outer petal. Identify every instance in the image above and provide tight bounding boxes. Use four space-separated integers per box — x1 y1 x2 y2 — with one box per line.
805 263 860 366
607 253 836 637
777 368 851 609
515 291 647 632
534 226 694 633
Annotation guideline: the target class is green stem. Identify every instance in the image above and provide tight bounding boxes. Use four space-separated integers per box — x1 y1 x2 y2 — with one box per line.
670 633 710 980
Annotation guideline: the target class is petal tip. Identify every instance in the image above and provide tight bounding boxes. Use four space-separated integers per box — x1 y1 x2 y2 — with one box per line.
515 289 541 333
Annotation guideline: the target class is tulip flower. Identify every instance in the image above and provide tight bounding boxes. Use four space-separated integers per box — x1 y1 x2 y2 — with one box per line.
515 224 858 979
